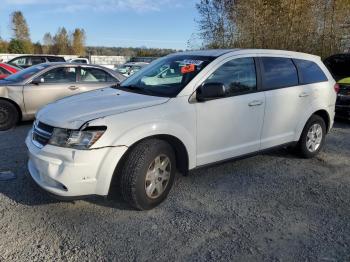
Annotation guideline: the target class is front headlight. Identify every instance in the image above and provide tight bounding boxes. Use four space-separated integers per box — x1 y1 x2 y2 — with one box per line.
48 127 106 150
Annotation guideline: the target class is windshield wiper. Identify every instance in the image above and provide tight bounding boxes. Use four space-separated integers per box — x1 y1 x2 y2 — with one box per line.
118 85 153 95
111 83 121 89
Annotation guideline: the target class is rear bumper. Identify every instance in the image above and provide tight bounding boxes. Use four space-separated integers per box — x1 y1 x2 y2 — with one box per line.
25 132 128 197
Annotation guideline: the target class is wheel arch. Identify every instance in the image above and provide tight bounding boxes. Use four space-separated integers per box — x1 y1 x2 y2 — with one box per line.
0 97 22 121
116 134 189 176
107 134 190 198
313 109 331 133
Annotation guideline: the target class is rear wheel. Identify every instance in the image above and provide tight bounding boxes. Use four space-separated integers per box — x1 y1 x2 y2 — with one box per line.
119 139 176 210
297 115 326 158
0 100 19 131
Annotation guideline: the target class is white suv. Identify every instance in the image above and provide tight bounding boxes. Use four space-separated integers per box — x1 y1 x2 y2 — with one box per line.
26 49 337 210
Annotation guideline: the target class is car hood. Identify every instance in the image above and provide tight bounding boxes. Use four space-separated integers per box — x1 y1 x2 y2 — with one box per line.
36 87 170 129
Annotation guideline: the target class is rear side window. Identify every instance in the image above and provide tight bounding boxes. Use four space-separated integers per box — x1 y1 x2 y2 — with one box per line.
47 57 65 62
30 57 46 65
260 57 298 90
294 59 328 84
80 68 115 82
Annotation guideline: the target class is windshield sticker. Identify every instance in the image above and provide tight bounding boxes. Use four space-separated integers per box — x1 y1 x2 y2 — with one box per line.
182 59 204 66
36 66 45 70
181 64 196 74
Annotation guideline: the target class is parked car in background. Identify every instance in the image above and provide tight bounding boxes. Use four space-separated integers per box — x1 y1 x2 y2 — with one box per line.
26 49 336 210
116 62 149 77
0 63 125 130
324 54 350 119
0 63 21 79
129 57 158 63
7 55 66 69
67 58 90 64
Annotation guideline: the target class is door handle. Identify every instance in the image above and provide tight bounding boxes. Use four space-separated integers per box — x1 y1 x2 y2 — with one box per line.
68 86 79 91
248 100 264 107
299 92 309 97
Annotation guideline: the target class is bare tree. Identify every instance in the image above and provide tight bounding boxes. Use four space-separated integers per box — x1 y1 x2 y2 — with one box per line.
42 33 53 54
195 0 350 57
11 11 30 41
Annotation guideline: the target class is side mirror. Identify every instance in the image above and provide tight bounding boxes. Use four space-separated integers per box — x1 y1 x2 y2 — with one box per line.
196 82 227 102
32 77 44 85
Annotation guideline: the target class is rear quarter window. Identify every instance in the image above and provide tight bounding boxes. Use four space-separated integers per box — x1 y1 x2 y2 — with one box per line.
294 59 328 84
47 57 65 62
260 57 299 90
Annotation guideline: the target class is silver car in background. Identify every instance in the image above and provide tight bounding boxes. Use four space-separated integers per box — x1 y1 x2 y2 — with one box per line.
0 63 125 130
116 62 149 77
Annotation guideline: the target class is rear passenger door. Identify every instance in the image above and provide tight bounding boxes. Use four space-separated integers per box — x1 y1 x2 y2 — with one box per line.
76 67 118 92
258 57 310 149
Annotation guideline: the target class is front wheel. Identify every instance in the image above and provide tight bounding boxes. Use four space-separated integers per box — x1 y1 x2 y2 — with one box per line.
0 100 19 131
297 115 326 158
119 139 176 210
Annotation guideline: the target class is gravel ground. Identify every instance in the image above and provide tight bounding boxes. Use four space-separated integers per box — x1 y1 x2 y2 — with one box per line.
0 121 349 261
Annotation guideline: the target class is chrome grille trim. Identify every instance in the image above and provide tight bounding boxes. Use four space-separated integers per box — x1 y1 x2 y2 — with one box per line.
32 121 54 148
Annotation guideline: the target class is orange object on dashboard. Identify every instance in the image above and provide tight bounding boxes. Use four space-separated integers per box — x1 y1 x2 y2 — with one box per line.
181 64 196 74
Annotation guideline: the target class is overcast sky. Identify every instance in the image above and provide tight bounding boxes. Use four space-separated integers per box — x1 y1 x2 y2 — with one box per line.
0 0 199 49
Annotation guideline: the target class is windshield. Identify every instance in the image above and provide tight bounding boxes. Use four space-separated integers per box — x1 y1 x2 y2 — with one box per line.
4 64 50 82
118 55 215 97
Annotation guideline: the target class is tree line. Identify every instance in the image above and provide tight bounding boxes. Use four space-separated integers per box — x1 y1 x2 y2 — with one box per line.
0 11 86 56
0 11 178 57
196 0 350 58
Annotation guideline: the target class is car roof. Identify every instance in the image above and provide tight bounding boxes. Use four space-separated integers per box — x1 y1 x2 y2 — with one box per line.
170 49 321 60
172 49 240 57
124 62 149 66
12 55 63 58
39 62 106 68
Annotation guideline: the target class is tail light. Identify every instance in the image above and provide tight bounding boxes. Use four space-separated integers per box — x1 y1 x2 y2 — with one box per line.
334 83 340 94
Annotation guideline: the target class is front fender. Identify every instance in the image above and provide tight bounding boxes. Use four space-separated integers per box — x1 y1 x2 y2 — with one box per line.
110 121 196 169
0 86 9 98
0 85 25 115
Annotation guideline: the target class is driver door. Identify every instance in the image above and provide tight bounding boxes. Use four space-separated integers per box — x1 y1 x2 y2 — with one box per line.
196 57 265 166
23 66 79 116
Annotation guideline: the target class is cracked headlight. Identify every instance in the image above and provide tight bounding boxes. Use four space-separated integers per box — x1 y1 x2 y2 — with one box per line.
48 126 106 150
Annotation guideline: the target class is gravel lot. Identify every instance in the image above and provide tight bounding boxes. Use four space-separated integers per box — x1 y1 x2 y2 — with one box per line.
0 120 349 261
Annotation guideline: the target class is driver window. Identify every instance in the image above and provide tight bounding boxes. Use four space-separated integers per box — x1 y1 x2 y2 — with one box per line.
41 67 77 83
204 57 257 96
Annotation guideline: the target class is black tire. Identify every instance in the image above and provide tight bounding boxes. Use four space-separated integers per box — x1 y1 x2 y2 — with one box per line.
120 139 176 210
0 100 19 131
297 115 326 158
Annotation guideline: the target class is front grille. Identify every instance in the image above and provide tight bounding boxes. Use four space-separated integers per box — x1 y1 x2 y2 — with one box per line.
37 121 54 133
32 121 54 148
